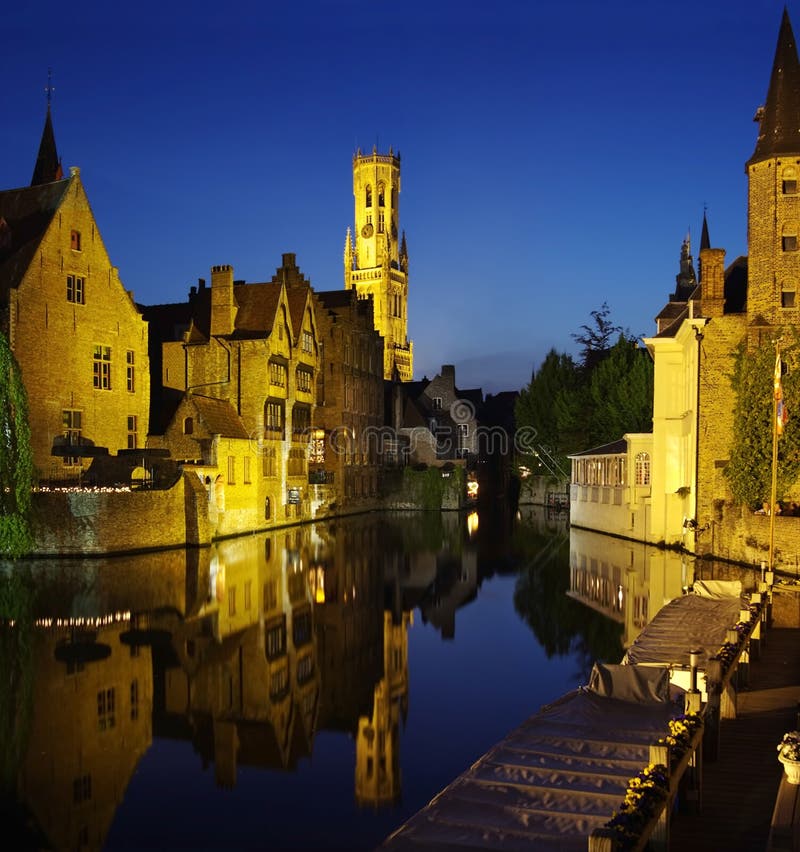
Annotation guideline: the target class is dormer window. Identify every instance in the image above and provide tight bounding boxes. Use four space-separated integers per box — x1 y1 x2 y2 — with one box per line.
71 229 81 251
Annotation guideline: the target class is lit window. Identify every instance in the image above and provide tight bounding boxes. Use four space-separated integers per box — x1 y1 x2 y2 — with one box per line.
97 687 116 731
126 351 135 392
92 345 111 390
127 415 137 449
71 230 82 251
130 679 139 721
270 360 287 387
67 274 85 304
296 368 312 392
302 330 313 353
432 397 443 411
62 409 82 466
634 452 651 486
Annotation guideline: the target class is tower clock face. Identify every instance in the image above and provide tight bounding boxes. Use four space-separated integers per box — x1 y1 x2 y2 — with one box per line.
361 223 374 238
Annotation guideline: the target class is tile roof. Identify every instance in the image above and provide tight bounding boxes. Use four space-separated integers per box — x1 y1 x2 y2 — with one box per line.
190 394 249 438
229 282 281 338
0 178 70 297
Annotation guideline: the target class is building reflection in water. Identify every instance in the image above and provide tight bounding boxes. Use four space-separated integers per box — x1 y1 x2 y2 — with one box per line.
1 511 506 846
568 527 696 649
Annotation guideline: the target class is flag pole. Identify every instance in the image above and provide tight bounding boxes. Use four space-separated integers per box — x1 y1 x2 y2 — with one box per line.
768 339 782 572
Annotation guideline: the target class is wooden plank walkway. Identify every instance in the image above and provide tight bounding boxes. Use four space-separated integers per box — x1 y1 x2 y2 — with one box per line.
669 627 800 852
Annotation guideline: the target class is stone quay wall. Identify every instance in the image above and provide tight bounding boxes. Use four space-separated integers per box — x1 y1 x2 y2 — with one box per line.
30 472 211 556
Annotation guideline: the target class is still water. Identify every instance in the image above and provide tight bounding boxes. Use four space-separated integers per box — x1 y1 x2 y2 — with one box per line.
0 507 732 851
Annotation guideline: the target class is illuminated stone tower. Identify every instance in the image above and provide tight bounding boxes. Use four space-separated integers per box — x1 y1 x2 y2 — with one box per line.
747 8 800 342
344 147 413 381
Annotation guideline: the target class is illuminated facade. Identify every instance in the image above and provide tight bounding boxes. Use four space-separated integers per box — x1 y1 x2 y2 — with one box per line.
0 109 150 479
146 254 320 532
344 148 413 381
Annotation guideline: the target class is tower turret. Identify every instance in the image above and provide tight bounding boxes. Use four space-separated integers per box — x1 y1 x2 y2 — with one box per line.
747 9 800 330
346 148 413 381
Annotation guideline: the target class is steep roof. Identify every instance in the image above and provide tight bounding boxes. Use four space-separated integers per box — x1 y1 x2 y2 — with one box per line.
749 8 800 164
230 282 282 338
190 394 249 438
0 178 71 298
31 106 63 186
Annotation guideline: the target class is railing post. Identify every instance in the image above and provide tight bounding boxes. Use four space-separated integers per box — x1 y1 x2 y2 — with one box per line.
704 659 722 762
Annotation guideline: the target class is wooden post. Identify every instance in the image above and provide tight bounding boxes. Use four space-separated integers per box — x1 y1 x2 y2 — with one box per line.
751 593 762 659
648 743 670 852
704 659 722 762
588 828 617 852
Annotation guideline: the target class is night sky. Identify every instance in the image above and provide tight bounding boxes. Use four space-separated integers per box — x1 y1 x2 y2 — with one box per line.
0 1 790 392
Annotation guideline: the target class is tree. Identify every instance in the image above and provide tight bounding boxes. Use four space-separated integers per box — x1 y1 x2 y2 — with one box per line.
0 332 34 558
725 340 800 508
571 302 624 371
586 335 654 446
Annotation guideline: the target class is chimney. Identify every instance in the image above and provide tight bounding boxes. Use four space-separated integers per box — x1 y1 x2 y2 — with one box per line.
699 248 725 318
210 265 236 336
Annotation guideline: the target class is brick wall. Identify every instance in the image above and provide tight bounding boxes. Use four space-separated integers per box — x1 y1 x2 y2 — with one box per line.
30 472 210 555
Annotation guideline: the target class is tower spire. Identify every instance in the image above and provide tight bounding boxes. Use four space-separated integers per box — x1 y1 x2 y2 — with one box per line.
31 69 63 186
749 8 800 164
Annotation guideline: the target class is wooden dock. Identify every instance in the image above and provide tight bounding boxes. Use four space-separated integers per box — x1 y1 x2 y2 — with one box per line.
669 627 800 852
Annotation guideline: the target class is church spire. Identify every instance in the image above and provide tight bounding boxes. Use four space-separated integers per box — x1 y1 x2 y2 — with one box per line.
749 8 800 164
700 209 711 252
31 73 63 186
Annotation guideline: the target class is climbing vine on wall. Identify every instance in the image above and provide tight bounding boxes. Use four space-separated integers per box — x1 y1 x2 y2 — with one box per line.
0 332 34 557
725 336 800 509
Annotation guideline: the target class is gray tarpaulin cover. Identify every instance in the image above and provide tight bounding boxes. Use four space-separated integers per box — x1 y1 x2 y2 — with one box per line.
381 664 680 851
622 584 744 668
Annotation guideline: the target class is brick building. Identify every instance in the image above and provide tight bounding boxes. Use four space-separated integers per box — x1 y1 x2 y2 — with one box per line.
0 107 150 479
144 255 320 533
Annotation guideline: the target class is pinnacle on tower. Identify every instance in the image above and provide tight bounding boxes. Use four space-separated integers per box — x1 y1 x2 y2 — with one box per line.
749 8 800 164
31 104 63 186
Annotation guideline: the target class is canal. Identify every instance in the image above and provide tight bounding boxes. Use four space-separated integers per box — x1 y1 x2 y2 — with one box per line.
0 507 731 851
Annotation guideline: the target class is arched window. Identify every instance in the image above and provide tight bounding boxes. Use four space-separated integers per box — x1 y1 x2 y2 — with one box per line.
365 185 372 208
634 452 650 486
265 496 271 520
378 183 385 206
183 416 193 435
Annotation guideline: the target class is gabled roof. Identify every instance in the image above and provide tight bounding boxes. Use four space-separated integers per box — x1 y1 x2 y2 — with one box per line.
285 284 312 342
190 394 249 439
0 178 71 298
230 283 282 338
749 8 800 164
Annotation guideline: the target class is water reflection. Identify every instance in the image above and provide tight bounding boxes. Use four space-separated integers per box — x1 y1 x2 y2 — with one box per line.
567 527 696 651
0 509 635 850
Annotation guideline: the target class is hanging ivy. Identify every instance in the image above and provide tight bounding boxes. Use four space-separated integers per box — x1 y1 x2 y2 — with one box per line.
0 332 34 558
725 335 800 509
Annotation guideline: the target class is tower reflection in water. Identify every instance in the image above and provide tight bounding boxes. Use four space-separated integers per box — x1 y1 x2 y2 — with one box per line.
1 512 491 849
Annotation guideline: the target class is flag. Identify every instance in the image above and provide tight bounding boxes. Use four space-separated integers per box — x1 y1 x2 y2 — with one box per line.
775 353 788 436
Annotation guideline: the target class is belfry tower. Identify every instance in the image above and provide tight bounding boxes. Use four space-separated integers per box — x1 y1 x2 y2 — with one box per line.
344 147 413 381
747 8 800 341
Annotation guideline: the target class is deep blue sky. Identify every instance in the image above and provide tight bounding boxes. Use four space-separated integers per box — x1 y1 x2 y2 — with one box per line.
0 1 791 392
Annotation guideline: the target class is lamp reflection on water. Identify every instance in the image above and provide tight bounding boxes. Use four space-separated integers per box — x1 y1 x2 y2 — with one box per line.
466 511 479 538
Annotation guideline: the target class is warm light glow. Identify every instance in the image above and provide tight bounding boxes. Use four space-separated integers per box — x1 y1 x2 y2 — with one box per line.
466 476 479 498
467 511 479 538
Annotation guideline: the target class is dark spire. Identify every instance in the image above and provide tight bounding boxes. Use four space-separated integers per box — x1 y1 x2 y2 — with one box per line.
749 8 800 164
31 71 63 186
700 209 711 251
672 230 697 300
